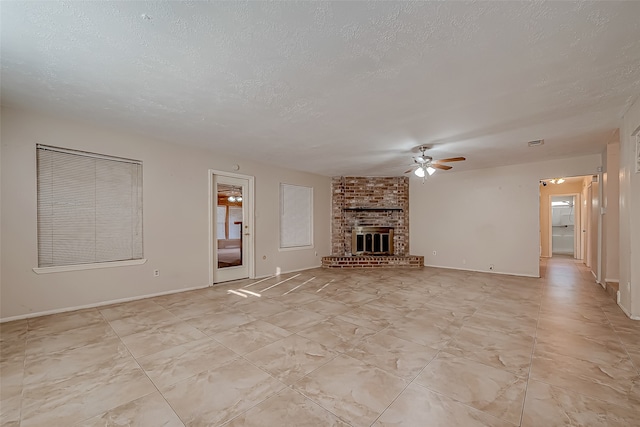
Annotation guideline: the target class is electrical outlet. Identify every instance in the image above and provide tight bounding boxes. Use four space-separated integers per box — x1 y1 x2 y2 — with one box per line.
433 251 437 256
315 251 318 256
462 259 466 265
489 264 494 271
153 269 159 277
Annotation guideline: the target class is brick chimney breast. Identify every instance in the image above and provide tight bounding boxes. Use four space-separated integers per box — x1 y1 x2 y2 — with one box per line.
330 176 409 257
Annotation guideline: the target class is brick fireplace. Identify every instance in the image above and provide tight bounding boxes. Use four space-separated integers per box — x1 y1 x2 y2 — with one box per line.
322 176 423 268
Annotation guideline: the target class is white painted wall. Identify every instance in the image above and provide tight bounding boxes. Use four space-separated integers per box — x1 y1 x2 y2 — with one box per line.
0 107 331 320
410 154 601 277
602 135 620 283
618 99 640 318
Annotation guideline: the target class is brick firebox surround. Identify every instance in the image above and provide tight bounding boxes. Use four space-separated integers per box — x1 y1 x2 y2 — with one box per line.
322 176 423 268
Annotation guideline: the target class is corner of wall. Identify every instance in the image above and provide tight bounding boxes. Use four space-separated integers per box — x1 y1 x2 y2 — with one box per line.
618 97 640 318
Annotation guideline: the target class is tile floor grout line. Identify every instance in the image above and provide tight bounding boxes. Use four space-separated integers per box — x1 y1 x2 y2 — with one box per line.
283 384 356 427
367 344 443 427
189 343 283 426
516 261 554 427
599 302 640 376
408 381 519 425
520 374 640 414
231 341 346 425
150 340 246 426
219 385 356 427
79 309 182 427
287 351 402 427
282 277 316 296
366 294 479 427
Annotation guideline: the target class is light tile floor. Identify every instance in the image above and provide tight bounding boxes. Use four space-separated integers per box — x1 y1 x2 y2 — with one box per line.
1 257 639 426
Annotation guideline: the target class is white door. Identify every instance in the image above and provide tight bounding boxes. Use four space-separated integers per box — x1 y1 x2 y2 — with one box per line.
211 172 253 283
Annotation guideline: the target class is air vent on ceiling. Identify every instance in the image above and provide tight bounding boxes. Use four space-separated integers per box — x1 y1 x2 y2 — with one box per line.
528 139 544 147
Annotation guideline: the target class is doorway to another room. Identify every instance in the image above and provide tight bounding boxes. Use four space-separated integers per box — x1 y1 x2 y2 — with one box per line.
210 171 254 284
551 195 577 257
539 175 601 281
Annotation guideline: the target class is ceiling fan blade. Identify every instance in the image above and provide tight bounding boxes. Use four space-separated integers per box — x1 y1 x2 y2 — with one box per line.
404 168 415 174
434 157 466 163
431 163 453 170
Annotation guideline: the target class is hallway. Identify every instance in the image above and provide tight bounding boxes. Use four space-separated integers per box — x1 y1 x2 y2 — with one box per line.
530 256 640 424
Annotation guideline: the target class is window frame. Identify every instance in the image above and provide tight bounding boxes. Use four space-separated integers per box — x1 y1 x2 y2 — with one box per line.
279 183 314 250
33 144 146 273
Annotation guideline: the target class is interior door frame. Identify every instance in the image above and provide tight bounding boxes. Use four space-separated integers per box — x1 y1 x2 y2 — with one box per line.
208 169 255 285
548 193 581 259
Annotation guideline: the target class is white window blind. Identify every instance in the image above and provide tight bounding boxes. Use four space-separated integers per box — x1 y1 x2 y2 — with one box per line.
216 206 227 239
229 207 243 239
37 145 143 267
280 183 313 248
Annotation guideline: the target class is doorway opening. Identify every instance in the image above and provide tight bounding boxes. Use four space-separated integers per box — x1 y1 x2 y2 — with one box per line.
551 195 576 257
539 176 590 263
209 170 254 284
539 175 603 282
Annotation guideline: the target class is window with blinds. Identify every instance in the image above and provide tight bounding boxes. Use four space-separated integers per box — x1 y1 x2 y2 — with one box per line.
280 183 313 248
36 145 143 267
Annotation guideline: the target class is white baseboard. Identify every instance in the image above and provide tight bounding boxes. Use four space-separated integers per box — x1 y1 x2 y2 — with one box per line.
1 264 325 323
0 284 210 323
423 264 539 278
617 301 640 321
605 278 619 284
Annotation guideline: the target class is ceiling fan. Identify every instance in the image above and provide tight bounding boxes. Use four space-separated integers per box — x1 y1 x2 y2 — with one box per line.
405 145 466 180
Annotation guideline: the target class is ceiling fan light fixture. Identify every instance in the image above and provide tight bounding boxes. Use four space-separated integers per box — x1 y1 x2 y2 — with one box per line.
405 146 466 178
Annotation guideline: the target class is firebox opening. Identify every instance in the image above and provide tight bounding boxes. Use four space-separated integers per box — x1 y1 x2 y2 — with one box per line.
352 226 394 255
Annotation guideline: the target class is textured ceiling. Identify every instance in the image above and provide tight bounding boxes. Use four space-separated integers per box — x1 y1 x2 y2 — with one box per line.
2 1 640 176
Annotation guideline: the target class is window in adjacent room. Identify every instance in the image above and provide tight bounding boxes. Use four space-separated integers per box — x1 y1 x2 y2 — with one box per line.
228 206 243 239
280 183 313 249
36 145 143 268
216 206 227 239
